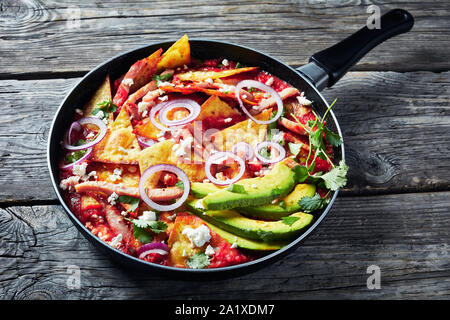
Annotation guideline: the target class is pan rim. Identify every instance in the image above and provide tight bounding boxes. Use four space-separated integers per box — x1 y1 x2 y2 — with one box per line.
47 38 345 274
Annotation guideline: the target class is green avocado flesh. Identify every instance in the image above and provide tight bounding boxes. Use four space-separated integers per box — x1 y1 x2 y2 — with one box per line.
237 184 316 220
186 200 313 242
190 182 222 198
201 162 296 211
204 221 287 251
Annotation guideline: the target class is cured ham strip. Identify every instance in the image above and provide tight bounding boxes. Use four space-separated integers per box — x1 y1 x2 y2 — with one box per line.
278 117 310 136
258 87 300 110
124 80 157 105
75 181 184 202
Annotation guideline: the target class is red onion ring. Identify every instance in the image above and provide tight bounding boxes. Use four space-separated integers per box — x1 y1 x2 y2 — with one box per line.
231 142 254 161
63 117 107 151
255 141 286 164
235 80 283 124
137 242 169 259
59 148 92 170
139 164 190 211
204 151 245 185
66 121 82 145
137 136 157 149
158 99 201 127
149 102 169 131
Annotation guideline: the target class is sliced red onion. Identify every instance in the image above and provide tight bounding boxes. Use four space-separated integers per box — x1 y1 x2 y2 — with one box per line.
235 80 283 124
63 117 107 151
139 164 190 211
205 151 245 185
66 121 82 145
137 136 157 149
138 242 169 259
149 102 169 131
255 141 286 164
231 142 254 161
158 99 201 127
59 148 92 170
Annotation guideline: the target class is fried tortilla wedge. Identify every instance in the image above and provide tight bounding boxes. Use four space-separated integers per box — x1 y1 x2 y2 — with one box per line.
138 139 206 186
157 34 191 71
211 108 272 151
113 49 163 106
176 67 258 82
83 75 112 119
197 95 241 121
91 108 141 164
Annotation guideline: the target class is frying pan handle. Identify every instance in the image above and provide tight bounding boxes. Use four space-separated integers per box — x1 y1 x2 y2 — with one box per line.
297 8 414 90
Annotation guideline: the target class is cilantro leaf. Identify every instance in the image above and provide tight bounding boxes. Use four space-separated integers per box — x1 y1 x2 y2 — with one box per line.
64 150 87 164
128 218 168 234
132 226 153 244
175 181 185 190
323 127 342 147
96 99 118 114
117 195 140 212
187 252 210 269
292 165 308 183
226 184 247 194
298 193 328 213
319 160 348 191
235 62 243 68
153 73 173 86
281 216 299 226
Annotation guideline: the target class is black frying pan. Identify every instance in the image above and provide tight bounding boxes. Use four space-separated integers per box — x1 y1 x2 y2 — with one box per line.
47 9 413 278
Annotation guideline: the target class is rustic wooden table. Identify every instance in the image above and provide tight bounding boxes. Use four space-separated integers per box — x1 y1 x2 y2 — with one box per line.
0 0 449 300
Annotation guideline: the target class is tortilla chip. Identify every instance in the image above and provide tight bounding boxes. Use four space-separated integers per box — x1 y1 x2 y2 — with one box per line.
138 139 206 184
81 195 101 210
83 75 112 118
91 108 141 164
131 49 162 92
157 34 191 71
197 96 240 121
89 163 140 187
177 67 258 82
212 109 272 151
133 118 162 140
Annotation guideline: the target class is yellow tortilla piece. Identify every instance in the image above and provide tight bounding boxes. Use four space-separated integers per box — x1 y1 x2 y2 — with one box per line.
197 95 240 121
91 108 141 164
177 67 258 82
130 49 162 93
81 195 101 210
212 109 272 151
138 139 206 185
83 75 112 118
157 34 191 71
93 163 140 187
133 118 161 140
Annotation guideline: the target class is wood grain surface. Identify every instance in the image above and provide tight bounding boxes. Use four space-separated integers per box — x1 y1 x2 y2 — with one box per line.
0 0 449 300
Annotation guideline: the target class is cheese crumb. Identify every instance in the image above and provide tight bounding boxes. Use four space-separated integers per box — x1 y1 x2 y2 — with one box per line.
109 168 123 182
296 94 312 106
107 192 119 205
224 117 232 123
122 78 134 87
265 77 274 86
72 162 88 177
221 59 229 66
59 176 80 191
158 95 168 101
194 199 205 210
110 233 123 248
205 78 213 84
140 211 157 222
182 225 211 248
205 245 215 256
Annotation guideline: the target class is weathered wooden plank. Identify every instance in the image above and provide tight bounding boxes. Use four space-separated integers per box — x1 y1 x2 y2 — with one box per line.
0 71 448 202
1 191 449 299
0 0 449 77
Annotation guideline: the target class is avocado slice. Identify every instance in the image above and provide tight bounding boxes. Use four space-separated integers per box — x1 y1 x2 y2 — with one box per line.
190 182 222 198
186 199 313 242
237 184 316 220
204 221 287 251
202 162 296 211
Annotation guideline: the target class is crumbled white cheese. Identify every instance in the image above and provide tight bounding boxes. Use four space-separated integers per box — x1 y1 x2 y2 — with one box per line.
221 59 229 66
59 176 80 191
271 130 284 144
86 132 95 139
252 105 260 110
182 249 187 257
224 117 232 123
110 233 123 248
158 81 174 87
194 199 205 210
183 64 188 70
205 78 213 84
252 184 257 189
75 108 83 116
231 242 238 249
205 245 215 256
109 168 122 182
296 94 312 106
72 162 88 177
167 213 177 221
107 192 119 205
120 211 127 217
265 77 274 86
122 78 134 87
203 179 210 183
140 211 157 222
82 170 97 182
242 94 247 99
215 172 225 180
158 95 168 101
182 225 211 248
217 84 235 93
172 136 193 158
95 110 105 119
